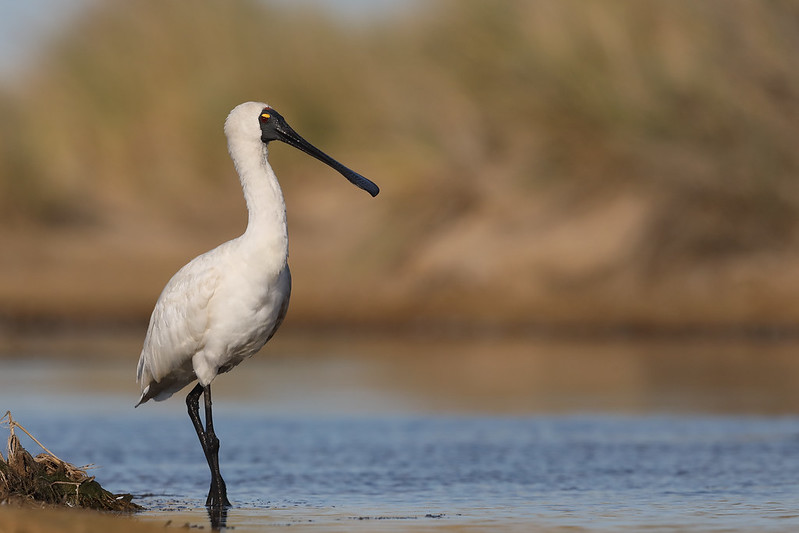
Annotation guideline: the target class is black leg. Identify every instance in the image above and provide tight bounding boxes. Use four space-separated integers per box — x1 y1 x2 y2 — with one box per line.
187 383 207 453
202 384 231 508
186 383 231 513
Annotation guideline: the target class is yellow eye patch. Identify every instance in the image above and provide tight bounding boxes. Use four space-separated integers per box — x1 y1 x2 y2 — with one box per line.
261 113 270 119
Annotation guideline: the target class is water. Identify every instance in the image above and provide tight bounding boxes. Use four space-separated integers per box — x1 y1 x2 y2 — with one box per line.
5 409 799 531
2 335 799 531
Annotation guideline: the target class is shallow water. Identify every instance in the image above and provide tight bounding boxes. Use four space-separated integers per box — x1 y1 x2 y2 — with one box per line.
2 335 799 531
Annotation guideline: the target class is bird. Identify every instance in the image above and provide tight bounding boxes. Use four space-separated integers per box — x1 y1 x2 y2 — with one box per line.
135 101 379 510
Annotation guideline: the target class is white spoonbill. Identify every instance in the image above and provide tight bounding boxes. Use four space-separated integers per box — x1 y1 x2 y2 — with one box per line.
135 101 379 509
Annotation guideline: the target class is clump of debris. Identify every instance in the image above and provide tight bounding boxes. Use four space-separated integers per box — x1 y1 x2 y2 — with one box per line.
0 411 140 511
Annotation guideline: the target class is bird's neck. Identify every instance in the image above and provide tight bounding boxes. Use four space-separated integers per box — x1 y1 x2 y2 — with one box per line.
229 140 289 262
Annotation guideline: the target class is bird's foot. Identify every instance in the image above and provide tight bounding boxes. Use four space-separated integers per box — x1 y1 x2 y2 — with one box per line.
206 478 232 508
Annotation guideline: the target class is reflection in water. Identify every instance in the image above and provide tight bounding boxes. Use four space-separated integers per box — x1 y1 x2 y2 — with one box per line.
1 331 799 414
355 336 799 414
206 504 227 530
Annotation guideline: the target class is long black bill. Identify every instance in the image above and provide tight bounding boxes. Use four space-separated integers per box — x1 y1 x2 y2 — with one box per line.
274 120 379 197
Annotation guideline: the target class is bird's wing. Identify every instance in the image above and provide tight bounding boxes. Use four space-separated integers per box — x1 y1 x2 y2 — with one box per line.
137 256 220 390
264 266 291 344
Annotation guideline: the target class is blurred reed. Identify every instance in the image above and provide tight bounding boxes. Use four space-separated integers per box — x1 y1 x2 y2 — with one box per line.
0 0 797 328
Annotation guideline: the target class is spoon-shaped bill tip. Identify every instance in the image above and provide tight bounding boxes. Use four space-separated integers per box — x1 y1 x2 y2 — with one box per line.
343 169 380 197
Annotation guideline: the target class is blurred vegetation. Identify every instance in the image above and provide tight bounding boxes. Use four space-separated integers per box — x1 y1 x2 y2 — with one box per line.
1 0 798 326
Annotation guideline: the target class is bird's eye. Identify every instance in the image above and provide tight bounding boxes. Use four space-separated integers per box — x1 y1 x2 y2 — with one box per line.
259 113 270 123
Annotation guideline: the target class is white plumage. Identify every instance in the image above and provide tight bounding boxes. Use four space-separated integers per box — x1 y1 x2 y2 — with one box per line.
136 102 291 405
133 101 378 511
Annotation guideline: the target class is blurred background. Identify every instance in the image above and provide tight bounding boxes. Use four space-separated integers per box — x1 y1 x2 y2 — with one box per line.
1 0 799 414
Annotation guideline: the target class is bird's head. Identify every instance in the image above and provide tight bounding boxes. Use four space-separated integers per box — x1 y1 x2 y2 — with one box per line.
225 101 379 197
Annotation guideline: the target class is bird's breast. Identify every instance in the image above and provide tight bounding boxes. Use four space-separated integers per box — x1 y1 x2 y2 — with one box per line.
208 262 291 366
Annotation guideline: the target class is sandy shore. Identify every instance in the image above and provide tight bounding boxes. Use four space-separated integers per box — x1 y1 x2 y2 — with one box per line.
0 503 573 532
0 504 166 533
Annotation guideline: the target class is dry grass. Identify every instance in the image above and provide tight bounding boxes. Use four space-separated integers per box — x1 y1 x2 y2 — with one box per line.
0 412 140 511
